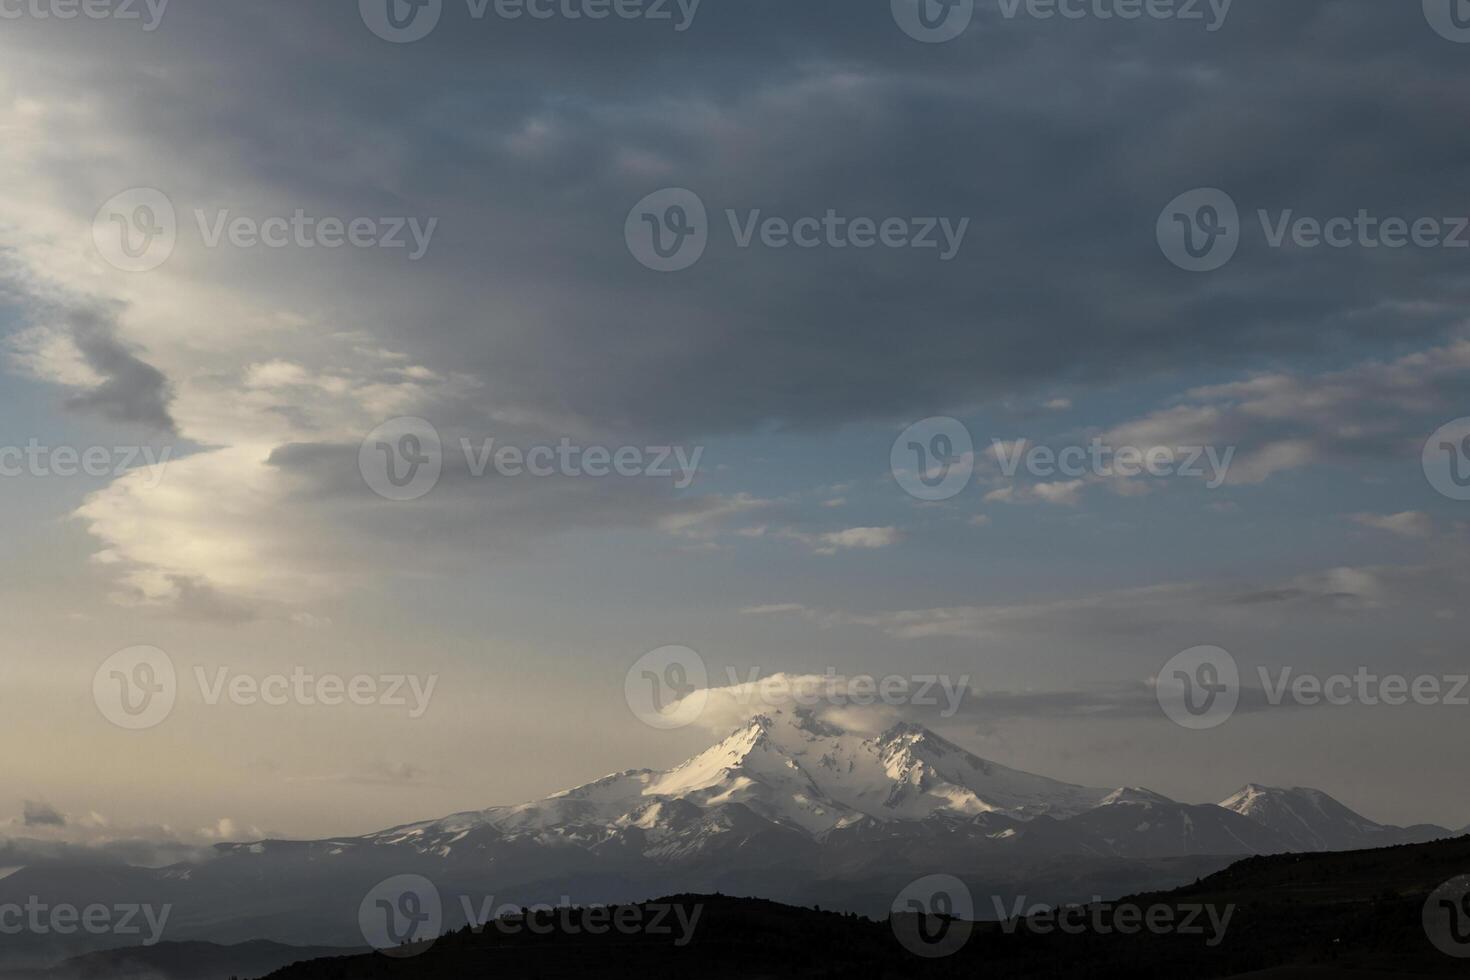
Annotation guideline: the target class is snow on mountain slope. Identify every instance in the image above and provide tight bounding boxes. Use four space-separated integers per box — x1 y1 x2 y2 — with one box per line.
1218 784 1450 852
235 717 1454 871
348 709 1114 858
642 711 1112 831
1097 787 1176 807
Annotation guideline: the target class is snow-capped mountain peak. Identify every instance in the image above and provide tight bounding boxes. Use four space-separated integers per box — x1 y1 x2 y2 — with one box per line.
1097 786 1177 807
1217 784 1442 852
220 717 1455 878
631 708 1112 833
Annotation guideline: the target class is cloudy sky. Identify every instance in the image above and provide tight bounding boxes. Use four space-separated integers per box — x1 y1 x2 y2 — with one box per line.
3 0 1470 858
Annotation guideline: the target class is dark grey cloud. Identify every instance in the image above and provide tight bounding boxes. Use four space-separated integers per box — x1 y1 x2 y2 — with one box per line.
11 1 1470 441
21 801 65 828
0 836 210 870
952 682 1296 724
61 308 176 433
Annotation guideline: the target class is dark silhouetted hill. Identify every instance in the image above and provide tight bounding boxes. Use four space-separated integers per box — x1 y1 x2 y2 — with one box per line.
258 835 1470 978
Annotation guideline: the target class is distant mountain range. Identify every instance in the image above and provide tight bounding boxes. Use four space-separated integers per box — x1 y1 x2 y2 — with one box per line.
46 835 1470 980
0 941 355 980
0 710 1457 970
312 709 1445 865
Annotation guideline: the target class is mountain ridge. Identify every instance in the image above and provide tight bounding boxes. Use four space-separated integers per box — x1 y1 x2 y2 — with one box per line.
0 711 1455 968
251 710 1446 863
214 709 1451 867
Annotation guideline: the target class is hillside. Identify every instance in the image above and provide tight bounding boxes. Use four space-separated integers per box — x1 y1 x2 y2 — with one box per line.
258 835 1470 978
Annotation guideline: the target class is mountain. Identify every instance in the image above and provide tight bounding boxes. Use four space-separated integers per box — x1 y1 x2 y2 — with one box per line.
0 941 357 980
1066 796 1296 858
0 711 1456 968
1219 784 1451 852
346 712 1117 852
257 835 1470 979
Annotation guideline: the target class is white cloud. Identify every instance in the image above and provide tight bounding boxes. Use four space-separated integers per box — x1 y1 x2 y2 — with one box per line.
817 526 903 551
1350 511 1433 539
